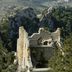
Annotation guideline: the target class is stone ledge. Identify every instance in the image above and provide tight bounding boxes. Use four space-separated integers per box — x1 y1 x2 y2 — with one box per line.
32 68 52 72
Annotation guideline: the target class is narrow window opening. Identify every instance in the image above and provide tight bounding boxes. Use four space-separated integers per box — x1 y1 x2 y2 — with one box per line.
43 41 48 45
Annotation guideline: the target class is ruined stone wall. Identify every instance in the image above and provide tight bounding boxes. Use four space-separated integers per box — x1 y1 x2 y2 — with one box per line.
29 28 61 68
17 26 32 72
16 27 61 70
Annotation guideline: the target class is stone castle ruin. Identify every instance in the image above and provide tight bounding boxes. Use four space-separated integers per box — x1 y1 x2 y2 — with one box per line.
29 27 61 68
17 26 32 72
16 26 62 72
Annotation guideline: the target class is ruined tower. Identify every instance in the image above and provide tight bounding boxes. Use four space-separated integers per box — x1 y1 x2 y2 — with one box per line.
17 26 32 72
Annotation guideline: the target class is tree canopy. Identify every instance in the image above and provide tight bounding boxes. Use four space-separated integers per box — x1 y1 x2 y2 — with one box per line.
48 34 72 72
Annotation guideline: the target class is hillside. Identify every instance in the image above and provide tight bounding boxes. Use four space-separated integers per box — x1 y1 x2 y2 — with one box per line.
0 0 72 20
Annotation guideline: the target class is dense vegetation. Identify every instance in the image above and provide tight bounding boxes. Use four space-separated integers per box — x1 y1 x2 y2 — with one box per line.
40 6 72 37
48 34 72 72
47 6 72 72
0 39 17 72
0 6 72 72
51 6 72 37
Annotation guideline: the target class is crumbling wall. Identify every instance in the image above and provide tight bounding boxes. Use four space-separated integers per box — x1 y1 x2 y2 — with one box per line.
17 26 32 72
